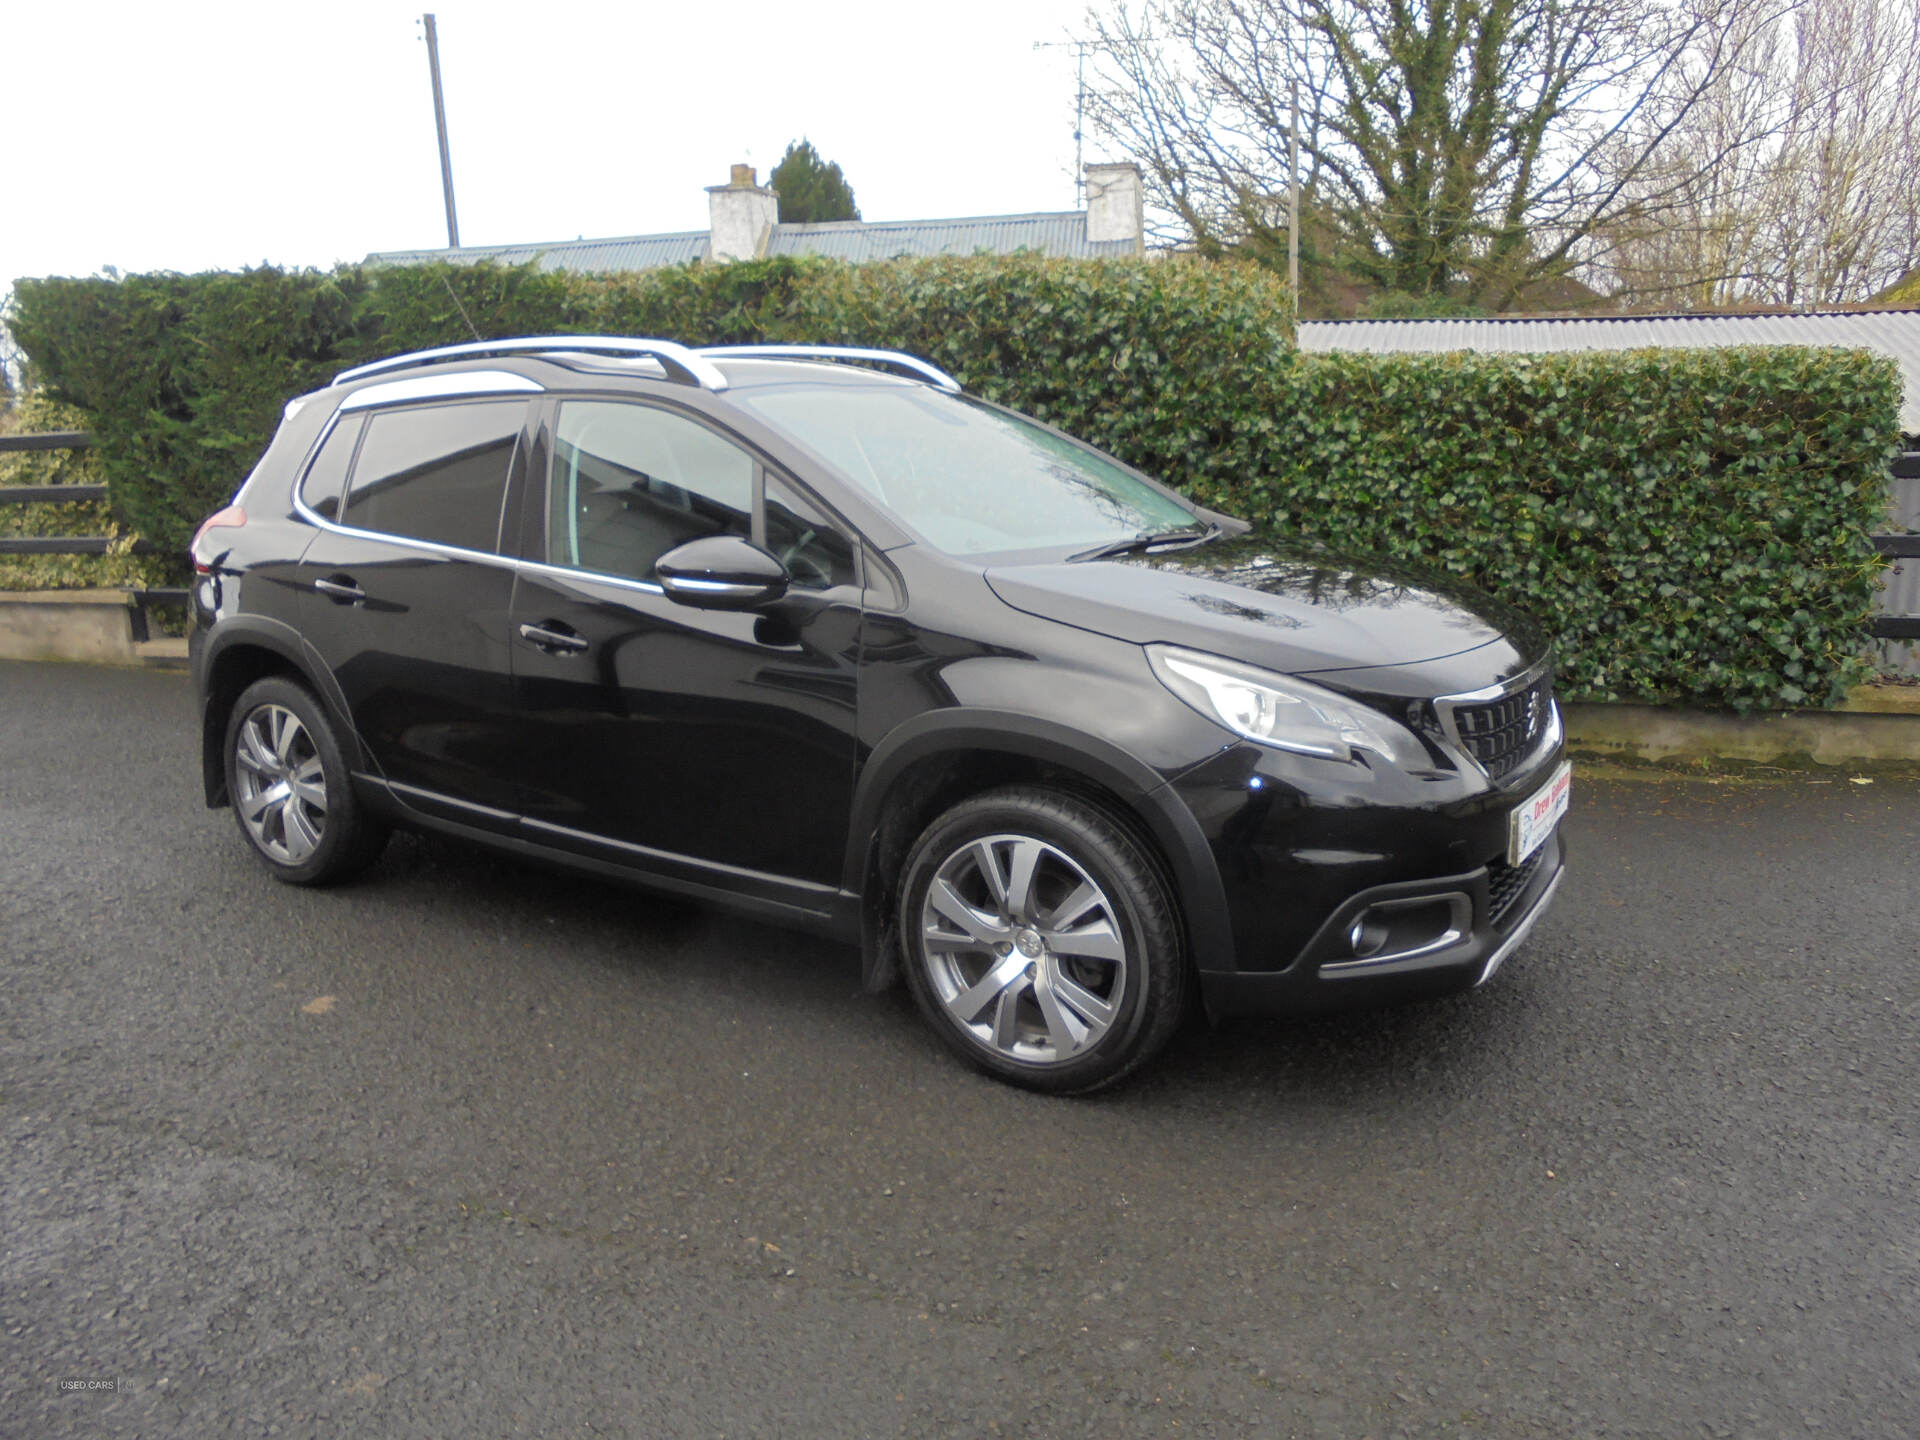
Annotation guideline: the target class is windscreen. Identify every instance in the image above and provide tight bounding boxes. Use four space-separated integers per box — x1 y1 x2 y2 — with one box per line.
731 382 1196 556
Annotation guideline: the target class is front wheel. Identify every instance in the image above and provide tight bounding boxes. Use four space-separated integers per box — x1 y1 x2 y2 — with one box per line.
898 786 1189 1094
223 676 387 885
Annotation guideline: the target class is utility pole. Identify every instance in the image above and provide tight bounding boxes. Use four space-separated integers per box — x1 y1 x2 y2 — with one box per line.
1033 39 1091 208
1288 77 1300 320
422 13 461 248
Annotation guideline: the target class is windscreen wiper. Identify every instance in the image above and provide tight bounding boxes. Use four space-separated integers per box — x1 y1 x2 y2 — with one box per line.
1068 524 1222 563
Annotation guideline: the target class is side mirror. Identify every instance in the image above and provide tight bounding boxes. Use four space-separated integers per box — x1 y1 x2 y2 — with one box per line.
654 534 790 611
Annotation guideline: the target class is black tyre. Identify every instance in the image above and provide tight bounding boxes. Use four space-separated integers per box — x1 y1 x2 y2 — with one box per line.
898 785 1189 1094
223 676 388 885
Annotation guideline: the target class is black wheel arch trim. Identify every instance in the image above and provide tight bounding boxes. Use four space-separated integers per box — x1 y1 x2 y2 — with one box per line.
197 617 371 805
845 708 1236 988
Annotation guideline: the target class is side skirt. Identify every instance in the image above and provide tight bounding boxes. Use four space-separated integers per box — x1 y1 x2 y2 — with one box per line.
350 773 863 943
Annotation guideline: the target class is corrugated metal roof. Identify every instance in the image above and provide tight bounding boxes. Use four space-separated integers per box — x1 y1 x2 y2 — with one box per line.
367 211 1136 276
767 212 1137 261
367 231 710 273
1300 310 1920 433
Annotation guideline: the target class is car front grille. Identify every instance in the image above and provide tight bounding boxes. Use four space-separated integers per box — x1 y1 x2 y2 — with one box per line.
1441 675 1553 782
1486 846 1546 929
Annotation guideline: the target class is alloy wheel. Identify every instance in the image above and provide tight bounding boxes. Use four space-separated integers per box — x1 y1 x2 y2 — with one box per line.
917 832 1131 1066
232 703 329 865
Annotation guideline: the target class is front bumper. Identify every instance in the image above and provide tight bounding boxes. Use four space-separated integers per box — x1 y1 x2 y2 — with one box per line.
1194 827 1566 1019
1163 728 1570 1020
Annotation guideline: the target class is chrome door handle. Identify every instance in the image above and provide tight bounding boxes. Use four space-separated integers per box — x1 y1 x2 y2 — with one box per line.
518 622 589 654
313 576 364 604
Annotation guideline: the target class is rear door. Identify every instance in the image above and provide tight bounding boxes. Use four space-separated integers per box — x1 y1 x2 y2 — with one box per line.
295 396 530 830
507 396 862 905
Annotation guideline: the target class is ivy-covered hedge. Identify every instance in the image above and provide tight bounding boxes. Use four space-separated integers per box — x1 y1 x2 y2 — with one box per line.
7 256 1291 559
1252 347 1901 709
7 269 365 559
7 257 1903 709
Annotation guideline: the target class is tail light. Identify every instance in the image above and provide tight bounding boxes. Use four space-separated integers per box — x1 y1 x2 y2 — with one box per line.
190 505 246 574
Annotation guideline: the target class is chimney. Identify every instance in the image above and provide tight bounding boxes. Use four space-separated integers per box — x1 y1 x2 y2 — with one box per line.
1084 162 1144 254
706 163 779 263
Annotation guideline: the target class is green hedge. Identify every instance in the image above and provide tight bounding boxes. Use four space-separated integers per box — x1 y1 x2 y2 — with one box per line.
1252 347 1901 709
7 257 1902 708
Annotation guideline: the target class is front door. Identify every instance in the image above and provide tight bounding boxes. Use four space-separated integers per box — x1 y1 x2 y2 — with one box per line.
508 398 861 906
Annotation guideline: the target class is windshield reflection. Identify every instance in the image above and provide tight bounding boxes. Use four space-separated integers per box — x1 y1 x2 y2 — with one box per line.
733 382 1194 556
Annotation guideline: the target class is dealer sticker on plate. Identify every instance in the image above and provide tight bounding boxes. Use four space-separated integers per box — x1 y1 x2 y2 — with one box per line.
1509 760 1573 866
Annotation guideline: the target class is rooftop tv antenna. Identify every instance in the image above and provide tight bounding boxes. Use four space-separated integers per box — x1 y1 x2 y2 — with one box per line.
1032 38 1091 208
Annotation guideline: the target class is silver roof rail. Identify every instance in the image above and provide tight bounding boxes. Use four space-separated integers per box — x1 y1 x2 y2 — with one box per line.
334 337 730 391
698 345 961 393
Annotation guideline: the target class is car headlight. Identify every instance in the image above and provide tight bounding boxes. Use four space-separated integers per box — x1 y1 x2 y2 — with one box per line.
1147 645 1432 770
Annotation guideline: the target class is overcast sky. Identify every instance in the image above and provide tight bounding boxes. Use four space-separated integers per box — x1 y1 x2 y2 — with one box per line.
4 0 1101 297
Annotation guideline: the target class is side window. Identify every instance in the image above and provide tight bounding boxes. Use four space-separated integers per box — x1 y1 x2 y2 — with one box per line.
548 401 754 583
765 475 857 591
340 401 524 553
297 415 363 521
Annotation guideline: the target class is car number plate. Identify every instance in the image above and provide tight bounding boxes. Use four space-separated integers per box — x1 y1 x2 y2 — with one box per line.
1509 760 1572 865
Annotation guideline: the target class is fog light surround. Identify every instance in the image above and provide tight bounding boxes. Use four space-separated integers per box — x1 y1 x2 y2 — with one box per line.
1322 892 1473 975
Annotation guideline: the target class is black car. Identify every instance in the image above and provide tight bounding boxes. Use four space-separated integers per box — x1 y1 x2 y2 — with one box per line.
189 338 1569 1092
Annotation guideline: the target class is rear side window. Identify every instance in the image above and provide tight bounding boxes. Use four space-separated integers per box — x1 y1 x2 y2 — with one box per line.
297 415 363 520
341 401 525 553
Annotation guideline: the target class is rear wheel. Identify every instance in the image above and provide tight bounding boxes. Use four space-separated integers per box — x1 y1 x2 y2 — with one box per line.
223 676 387 885
898 786 1188 1093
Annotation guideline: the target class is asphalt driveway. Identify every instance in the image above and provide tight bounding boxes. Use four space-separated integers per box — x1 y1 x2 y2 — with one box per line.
3 660 1917 1438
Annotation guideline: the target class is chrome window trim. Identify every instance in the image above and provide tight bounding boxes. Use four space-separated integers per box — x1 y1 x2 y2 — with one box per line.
290 401 521 563
291 491 515 568
518 558 666 597
288 390 856 599
339 371 544 410
334 337 729 392
291 483 671 597
699 345 962 393
292 483 674 598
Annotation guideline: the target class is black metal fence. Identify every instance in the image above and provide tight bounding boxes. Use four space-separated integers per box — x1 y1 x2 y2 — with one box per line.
0 431 185 636
1872 443 1920 652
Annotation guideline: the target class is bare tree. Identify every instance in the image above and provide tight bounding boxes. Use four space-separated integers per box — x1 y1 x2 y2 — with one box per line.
1084 0 1783 308
1589 0 1920 306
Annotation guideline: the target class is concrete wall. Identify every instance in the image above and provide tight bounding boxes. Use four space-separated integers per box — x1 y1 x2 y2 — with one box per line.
0 590 139 665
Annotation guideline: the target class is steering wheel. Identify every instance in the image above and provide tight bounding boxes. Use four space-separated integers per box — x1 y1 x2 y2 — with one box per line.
775 528 835 590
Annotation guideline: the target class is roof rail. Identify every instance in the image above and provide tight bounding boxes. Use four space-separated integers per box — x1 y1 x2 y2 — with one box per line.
697 345 961 393
334 337 730 391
